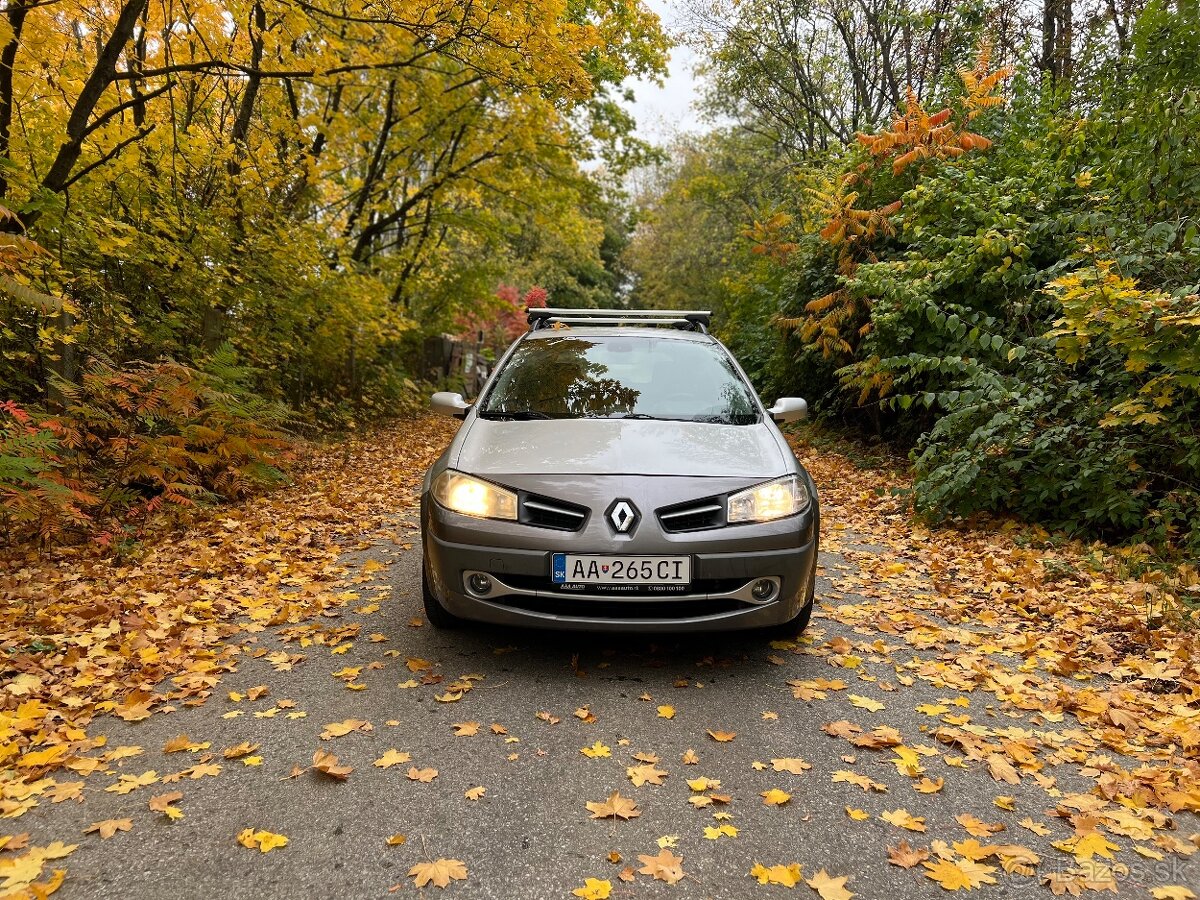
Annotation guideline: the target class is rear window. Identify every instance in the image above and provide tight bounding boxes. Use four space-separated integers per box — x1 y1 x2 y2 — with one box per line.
480 335 760 424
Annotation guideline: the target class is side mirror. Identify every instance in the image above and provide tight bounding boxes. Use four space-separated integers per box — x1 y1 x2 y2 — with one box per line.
431 391 471 419
768 397 807 424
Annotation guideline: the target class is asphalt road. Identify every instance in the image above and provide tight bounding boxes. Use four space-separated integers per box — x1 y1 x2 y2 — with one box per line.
11 519 1200 899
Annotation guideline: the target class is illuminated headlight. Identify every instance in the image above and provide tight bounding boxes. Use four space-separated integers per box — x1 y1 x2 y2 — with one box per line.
727 475 809 523
432 470 517 521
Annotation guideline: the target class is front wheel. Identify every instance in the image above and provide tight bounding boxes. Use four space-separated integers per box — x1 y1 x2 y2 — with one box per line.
422 565 460 629
765 566 816 638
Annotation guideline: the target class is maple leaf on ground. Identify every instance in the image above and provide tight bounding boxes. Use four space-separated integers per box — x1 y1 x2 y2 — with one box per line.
849 695 885 713
1044 865 1123 895
85 818 133 839
386 834 407 846
772 757 811 774
704 824 738 840
320 719 370 739
373 749 412 768
750 862 804 887
237 829 288 853
163 734 206 753
627 764 668 787
572 878 612 900
657 705 675 719
406 767 438 783
40 840 77 860
464 786 486 801
1151 888 1198 900
409 858 468 889
581 742 612 759
952 839 999 861
451 721 479 736
956 813 1005 837
1054 832 1119 862
15 744 70 772
880 809 926 832
924 857 998 891
687 777 721 791
586 791 640 820
637 848 685 884
823 720 862 739
995 844 1040 875
104 771 159 794
312 750 353 780
223 742 261 760
807 868 854 900
149 791 184 820
682 749 699 765
116 701 152 722
104 746 144 763
46 781 84 803
707 729 736 742
849 726 903 749
846 807 870 821
986 753 1021 785
1018 817 1050 836
762 789 792 806
0 834 30 852
832 770 888 792
888 841 930 868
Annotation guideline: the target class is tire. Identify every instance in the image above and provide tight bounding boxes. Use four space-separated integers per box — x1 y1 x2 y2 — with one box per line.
765 561 817 638
422 564 460 629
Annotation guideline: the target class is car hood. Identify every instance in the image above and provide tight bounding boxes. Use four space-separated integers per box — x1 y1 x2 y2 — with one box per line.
452 418 790 478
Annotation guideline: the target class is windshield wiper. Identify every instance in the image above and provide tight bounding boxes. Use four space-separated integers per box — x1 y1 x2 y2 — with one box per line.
616 413 657 420
479 410 552 420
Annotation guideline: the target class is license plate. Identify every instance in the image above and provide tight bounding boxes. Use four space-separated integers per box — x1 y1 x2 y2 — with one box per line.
552 554 691 585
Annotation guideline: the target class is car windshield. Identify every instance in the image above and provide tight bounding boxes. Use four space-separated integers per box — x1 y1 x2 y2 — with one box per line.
479 334 761 424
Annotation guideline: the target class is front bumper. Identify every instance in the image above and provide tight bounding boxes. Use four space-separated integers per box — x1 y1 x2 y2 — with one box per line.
421 477 818 632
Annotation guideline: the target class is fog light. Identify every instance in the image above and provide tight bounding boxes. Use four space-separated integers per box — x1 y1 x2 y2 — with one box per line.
751 578 775 600
467 573 493 595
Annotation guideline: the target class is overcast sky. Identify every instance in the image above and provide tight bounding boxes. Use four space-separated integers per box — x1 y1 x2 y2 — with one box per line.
622 0 707 140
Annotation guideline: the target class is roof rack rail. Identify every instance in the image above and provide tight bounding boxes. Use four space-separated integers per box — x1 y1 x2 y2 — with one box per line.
527 307 711 333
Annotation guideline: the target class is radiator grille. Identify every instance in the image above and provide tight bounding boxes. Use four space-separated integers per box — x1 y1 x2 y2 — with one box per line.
656 497 725 533
519 494 589 531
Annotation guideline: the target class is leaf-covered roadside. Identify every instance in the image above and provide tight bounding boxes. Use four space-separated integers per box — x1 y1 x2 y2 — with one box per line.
793 432 1200 820
0 417 455 797
1 418 1198 898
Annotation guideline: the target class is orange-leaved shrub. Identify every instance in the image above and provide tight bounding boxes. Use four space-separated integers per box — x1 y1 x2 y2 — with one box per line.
0 401 95 541
1 349 293 546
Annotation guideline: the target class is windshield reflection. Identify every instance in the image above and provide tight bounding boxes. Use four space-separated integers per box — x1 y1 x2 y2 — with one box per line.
481 335 759 424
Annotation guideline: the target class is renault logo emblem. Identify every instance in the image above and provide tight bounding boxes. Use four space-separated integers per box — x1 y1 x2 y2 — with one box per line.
606 499 639 533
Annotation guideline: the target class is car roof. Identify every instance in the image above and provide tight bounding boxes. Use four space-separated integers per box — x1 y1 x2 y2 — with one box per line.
521 326 716 343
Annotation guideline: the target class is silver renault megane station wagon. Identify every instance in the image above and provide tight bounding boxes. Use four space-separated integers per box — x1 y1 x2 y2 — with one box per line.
419 308 819 633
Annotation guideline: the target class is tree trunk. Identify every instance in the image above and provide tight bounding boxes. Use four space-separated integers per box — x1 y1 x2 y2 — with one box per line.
1041 0 1074 86
0 0 30 202
34 0 149 219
